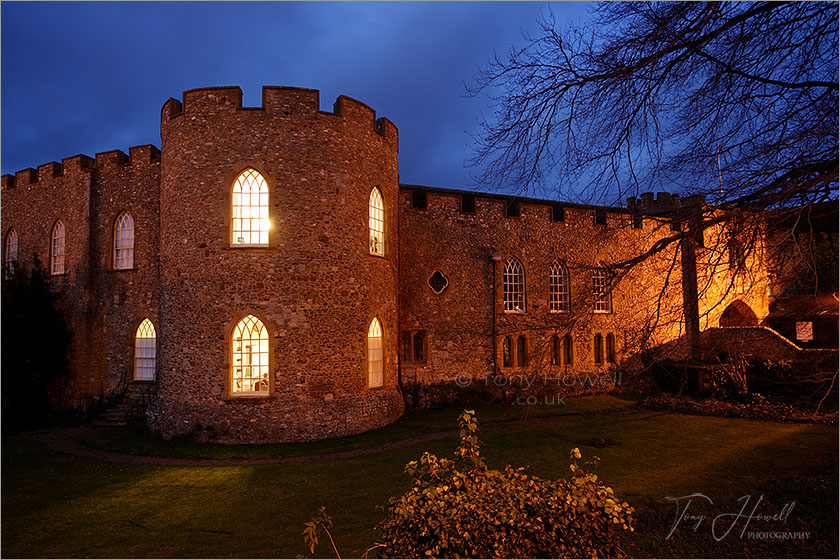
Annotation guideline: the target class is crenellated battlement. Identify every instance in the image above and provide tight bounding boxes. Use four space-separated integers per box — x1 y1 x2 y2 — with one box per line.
2 145 161 190
161 85 397 141
94 144 161 170
399 184 655 229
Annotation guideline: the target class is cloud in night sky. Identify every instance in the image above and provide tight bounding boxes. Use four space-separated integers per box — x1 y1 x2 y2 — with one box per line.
2 1 592 194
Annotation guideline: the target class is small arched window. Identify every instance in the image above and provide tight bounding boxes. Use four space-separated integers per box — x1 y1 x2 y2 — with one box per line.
503 258 526 312
369 187 385 255
50 220 65 275
550 335 561 366
367 317 384 387
231 168 270 245
551 334 574 366
4 228 18 277
114 211 135 269
231 315 269 395
563 334 574 366
593 266 613 313
502 335 512 368
593 333 604 364
517 335 528 367
134 319 157 380
606 333 616 364
549 260 570 313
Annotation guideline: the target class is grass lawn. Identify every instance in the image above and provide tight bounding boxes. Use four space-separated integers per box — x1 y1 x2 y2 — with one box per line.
2 394 837 558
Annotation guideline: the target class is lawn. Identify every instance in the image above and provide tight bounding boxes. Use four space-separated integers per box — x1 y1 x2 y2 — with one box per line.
2 394 837 558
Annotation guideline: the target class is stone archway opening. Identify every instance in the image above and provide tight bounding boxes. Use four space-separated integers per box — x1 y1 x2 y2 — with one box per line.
719 300 758 327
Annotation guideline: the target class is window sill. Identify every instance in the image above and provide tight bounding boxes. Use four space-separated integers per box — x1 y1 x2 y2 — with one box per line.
223 245 276 252
223 393 274 400
367 384 387 390
549 309 570 314
110 267 137 272
593 310 613 315
368 252 388 260
503 310 527 315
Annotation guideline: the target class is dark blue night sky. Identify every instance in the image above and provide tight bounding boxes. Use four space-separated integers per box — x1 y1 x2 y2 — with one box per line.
1 1 592 194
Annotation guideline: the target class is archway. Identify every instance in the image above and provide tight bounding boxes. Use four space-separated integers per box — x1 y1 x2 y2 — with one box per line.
719 300 758 327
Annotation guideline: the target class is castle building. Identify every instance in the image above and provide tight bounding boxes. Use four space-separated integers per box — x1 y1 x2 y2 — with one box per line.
1 86 771 442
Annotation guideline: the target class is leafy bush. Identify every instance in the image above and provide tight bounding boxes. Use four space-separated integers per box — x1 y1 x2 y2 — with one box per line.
1 258 72 434
376 410 634 558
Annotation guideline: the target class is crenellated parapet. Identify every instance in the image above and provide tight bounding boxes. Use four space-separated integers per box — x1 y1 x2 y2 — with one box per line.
2 145 161 191
399 184 657 230
161 85 397 143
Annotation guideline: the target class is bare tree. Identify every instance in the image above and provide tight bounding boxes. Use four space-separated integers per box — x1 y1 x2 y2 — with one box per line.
469 1 838 209
468 2 838 372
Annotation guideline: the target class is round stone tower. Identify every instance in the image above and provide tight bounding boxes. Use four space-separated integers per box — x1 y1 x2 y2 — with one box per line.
148 86 403 442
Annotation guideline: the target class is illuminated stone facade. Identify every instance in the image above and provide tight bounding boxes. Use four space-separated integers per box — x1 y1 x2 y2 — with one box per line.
1 86 771 442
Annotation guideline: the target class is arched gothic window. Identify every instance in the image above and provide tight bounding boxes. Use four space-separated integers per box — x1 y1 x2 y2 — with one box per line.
563 334 574 366
594 333 604 364
606 333 616 364
503 258 526 312
231 315 269 395
231 168 269 245
369 187 385 255
134 319 157 380
593 266 613 313
114 211 135 269
549 260 570 313
50 220 65 275
502 336 512 367
4 228 18 277
368 317 383 387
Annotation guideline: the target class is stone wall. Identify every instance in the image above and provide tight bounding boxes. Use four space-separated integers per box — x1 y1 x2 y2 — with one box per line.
149 86 404 441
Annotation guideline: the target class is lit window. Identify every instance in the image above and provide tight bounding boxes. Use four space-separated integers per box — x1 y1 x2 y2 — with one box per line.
134 319 156 380
4 228 18 277
368 317 383 387
369 187 385 255
549 260 570 313
50 220 65 275
231 315 269 395
594 333 604 364
517 335 528 367
606 333 616 364
503 258 526 312
114 211 135 269
231 168 269 245
593 267 613 313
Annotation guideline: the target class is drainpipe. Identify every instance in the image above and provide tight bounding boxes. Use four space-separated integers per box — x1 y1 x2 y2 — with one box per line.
489 248 501 376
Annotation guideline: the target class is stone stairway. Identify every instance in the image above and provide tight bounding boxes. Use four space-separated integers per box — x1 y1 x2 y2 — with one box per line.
95 381 156 426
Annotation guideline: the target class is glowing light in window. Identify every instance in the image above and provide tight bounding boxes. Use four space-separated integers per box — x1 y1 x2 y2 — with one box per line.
114 211 135 269
134 319 156 380
369 188 385 255
51 220 65 275
232 169 269 245
232 315 269 394
367 317 383 387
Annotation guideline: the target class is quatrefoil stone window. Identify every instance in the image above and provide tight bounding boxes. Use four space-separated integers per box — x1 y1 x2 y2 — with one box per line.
428 271 449 294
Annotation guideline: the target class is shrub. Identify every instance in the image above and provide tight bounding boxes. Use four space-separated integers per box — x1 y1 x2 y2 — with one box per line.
1 257 72 434
376 410 634 558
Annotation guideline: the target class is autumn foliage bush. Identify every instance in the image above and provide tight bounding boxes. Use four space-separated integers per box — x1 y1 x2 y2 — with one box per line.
376 410 634 558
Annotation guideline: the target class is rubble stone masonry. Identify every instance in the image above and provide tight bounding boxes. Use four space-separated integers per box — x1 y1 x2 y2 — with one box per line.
1 85 770 442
